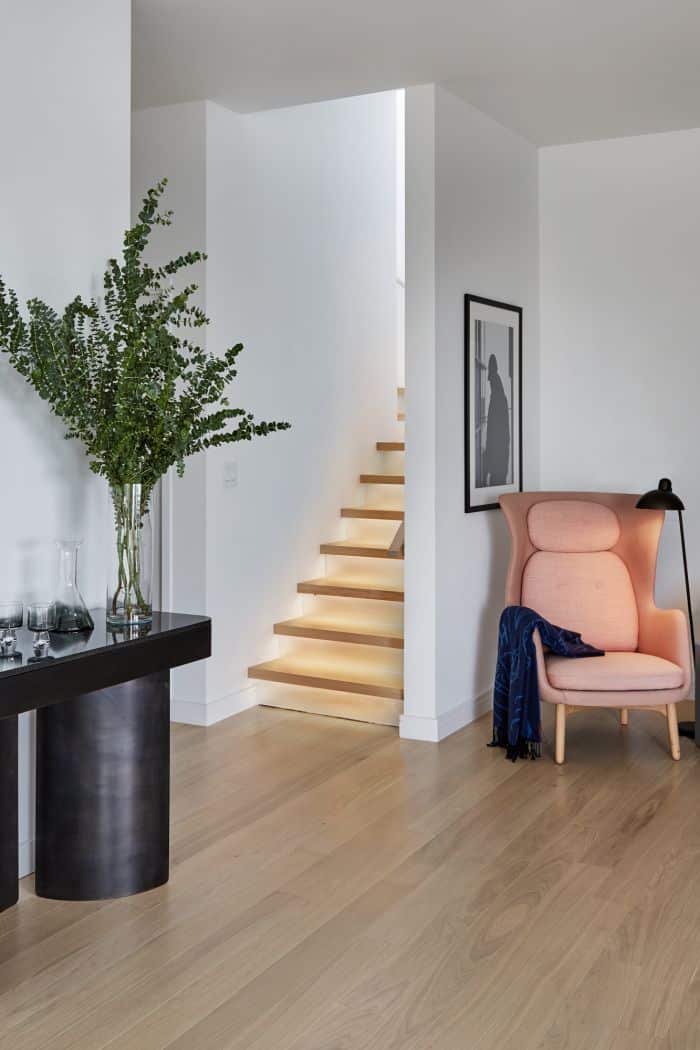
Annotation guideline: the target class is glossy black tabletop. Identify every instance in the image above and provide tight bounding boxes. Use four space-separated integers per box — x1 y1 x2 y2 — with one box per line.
0 611 211 718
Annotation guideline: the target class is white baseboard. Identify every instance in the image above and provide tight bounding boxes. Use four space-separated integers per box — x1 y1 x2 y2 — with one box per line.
19 838 34 879
399 689 491 742
171 684 257 726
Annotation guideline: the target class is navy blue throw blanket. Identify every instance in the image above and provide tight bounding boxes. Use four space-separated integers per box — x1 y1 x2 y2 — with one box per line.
490 606 604 761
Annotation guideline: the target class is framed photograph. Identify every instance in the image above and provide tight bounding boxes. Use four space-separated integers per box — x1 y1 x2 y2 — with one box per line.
465 294 522 513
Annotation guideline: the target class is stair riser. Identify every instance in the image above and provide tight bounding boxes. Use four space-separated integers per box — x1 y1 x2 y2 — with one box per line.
377 450 405 473
354 485 404 511
273 635 404 667
300 593 404 623
322 556 403 583
340 520 398 541
255 683 402 727
297 596 404 642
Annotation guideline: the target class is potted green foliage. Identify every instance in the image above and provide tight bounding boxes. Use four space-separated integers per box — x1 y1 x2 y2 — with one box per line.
0 180 289 626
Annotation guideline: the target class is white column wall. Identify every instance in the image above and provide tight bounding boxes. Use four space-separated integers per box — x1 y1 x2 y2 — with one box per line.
402 85 540 740
401 85 439 739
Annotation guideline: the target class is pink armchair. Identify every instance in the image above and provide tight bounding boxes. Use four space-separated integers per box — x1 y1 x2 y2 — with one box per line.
500 492 692 764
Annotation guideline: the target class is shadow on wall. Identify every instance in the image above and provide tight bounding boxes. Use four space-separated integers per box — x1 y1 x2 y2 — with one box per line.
474 509 511 695
0 359 100 601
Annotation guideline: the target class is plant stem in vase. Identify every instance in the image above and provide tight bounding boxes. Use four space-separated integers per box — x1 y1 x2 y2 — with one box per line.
108 484 152 627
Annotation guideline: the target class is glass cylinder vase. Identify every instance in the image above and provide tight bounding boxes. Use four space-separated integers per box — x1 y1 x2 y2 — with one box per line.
107 483 153 628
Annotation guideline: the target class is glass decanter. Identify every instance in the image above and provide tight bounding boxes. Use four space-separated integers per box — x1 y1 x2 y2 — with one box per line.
54 540 94 633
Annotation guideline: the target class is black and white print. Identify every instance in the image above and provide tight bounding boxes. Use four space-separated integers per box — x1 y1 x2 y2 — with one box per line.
465 295 522 512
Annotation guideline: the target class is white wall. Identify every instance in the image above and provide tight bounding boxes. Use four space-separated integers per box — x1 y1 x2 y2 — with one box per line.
395 91 406 388
403 85 438 738
402 85 540 740
131 102 209 709
0 0 131 872
133 93 399 723
539 129 700 619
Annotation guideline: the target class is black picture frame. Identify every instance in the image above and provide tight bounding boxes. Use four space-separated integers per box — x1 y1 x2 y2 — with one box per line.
464 294 523 513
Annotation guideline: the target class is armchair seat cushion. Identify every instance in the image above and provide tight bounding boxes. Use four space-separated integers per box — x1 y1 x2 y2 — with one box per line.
545 651 684 692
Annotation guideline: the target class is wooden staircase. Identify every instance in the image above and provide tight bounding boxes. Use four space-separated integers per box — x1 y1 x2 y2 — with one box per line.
249 388 405 726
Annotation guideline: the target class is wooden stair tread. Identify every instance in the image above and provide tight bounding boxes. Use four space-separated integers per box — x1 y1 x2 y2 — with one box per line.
274 615 404 649
341 507 404 520
360 474 404 485
249 381 408 729
320 539 403 560
298 576 404 602
249 655 404 700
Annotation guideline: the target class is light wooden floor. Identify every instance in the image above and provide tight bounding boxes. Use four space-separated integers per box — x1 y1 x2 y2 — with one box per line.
2 704 700 1049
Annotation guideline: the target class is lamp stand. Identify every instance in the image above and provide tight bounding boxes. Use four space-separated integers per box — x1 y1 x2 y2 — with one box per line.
676 509 697 741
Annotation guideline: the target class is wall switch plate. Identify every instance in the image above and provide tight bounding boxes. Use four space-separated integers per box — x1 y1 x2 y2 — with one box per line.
223 461 238 488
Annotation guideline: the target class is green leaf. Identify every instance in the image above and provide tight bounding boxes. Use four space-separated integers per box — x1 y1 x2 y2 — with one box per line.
0 181 290 504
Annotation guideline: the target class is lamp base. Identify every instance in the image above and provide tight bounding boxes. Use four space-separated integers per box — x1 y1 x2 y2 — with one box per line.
678 721 695 740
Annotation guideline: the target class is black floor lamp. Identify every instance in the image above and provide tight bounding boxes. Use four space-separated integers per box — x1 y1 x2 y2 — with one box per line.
636 478 696 740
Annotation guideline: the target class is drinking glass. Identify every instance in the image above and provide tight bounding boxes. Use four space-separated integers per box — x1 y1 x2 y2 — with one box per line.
27 602 56 657
0 602 23 656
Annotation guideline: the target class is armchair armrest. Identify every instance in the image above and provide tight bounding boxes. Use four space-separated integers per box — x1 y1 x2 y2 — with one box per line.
638 606 692 688
532 627 562 703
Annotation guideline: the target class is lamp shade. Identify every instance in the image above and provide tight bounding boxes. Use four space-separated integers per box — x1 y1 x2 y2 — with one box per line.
636 478 685 512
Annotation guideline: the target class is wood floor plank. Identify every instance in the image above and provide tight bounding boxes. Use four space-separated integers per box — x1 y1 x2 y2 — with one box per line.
140 759 597 1047
0 705 698 1050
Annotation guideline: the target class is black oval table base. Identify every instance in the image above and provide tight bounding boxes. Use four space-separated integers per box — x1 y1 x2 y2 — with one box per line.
35 670 170 901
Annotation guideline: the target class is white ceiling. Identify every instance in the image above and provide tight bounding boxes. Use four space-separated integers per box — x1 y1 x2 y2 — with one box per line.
133 0 700 145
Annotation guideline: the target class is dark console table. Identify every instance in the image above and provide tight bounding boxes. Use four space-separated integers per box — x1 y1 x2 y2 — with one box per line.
0 611 211 911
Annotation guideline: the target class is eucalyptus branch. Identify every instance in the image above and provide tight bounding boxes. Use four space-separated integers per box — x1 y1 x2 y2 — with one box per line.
0 178 290 499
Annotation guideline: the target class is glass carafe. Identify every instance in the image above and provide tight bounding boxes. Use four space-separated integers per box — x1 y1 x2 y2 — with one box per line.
54 540 94 633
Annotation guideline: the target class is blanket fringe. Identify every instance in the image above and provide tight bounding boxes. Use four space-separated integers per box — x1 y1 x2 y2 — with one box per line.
488 730 540 762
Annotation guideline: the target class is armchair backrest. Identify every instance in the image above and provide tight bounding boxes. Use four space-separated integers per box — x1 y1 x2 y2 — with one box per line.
500 493 665 652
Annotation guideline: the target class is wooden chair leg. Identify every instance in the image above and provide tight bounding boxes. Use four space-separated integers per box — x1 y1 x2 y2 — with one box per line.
554 704 566 765
667 704 681 761
620 708 629 727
